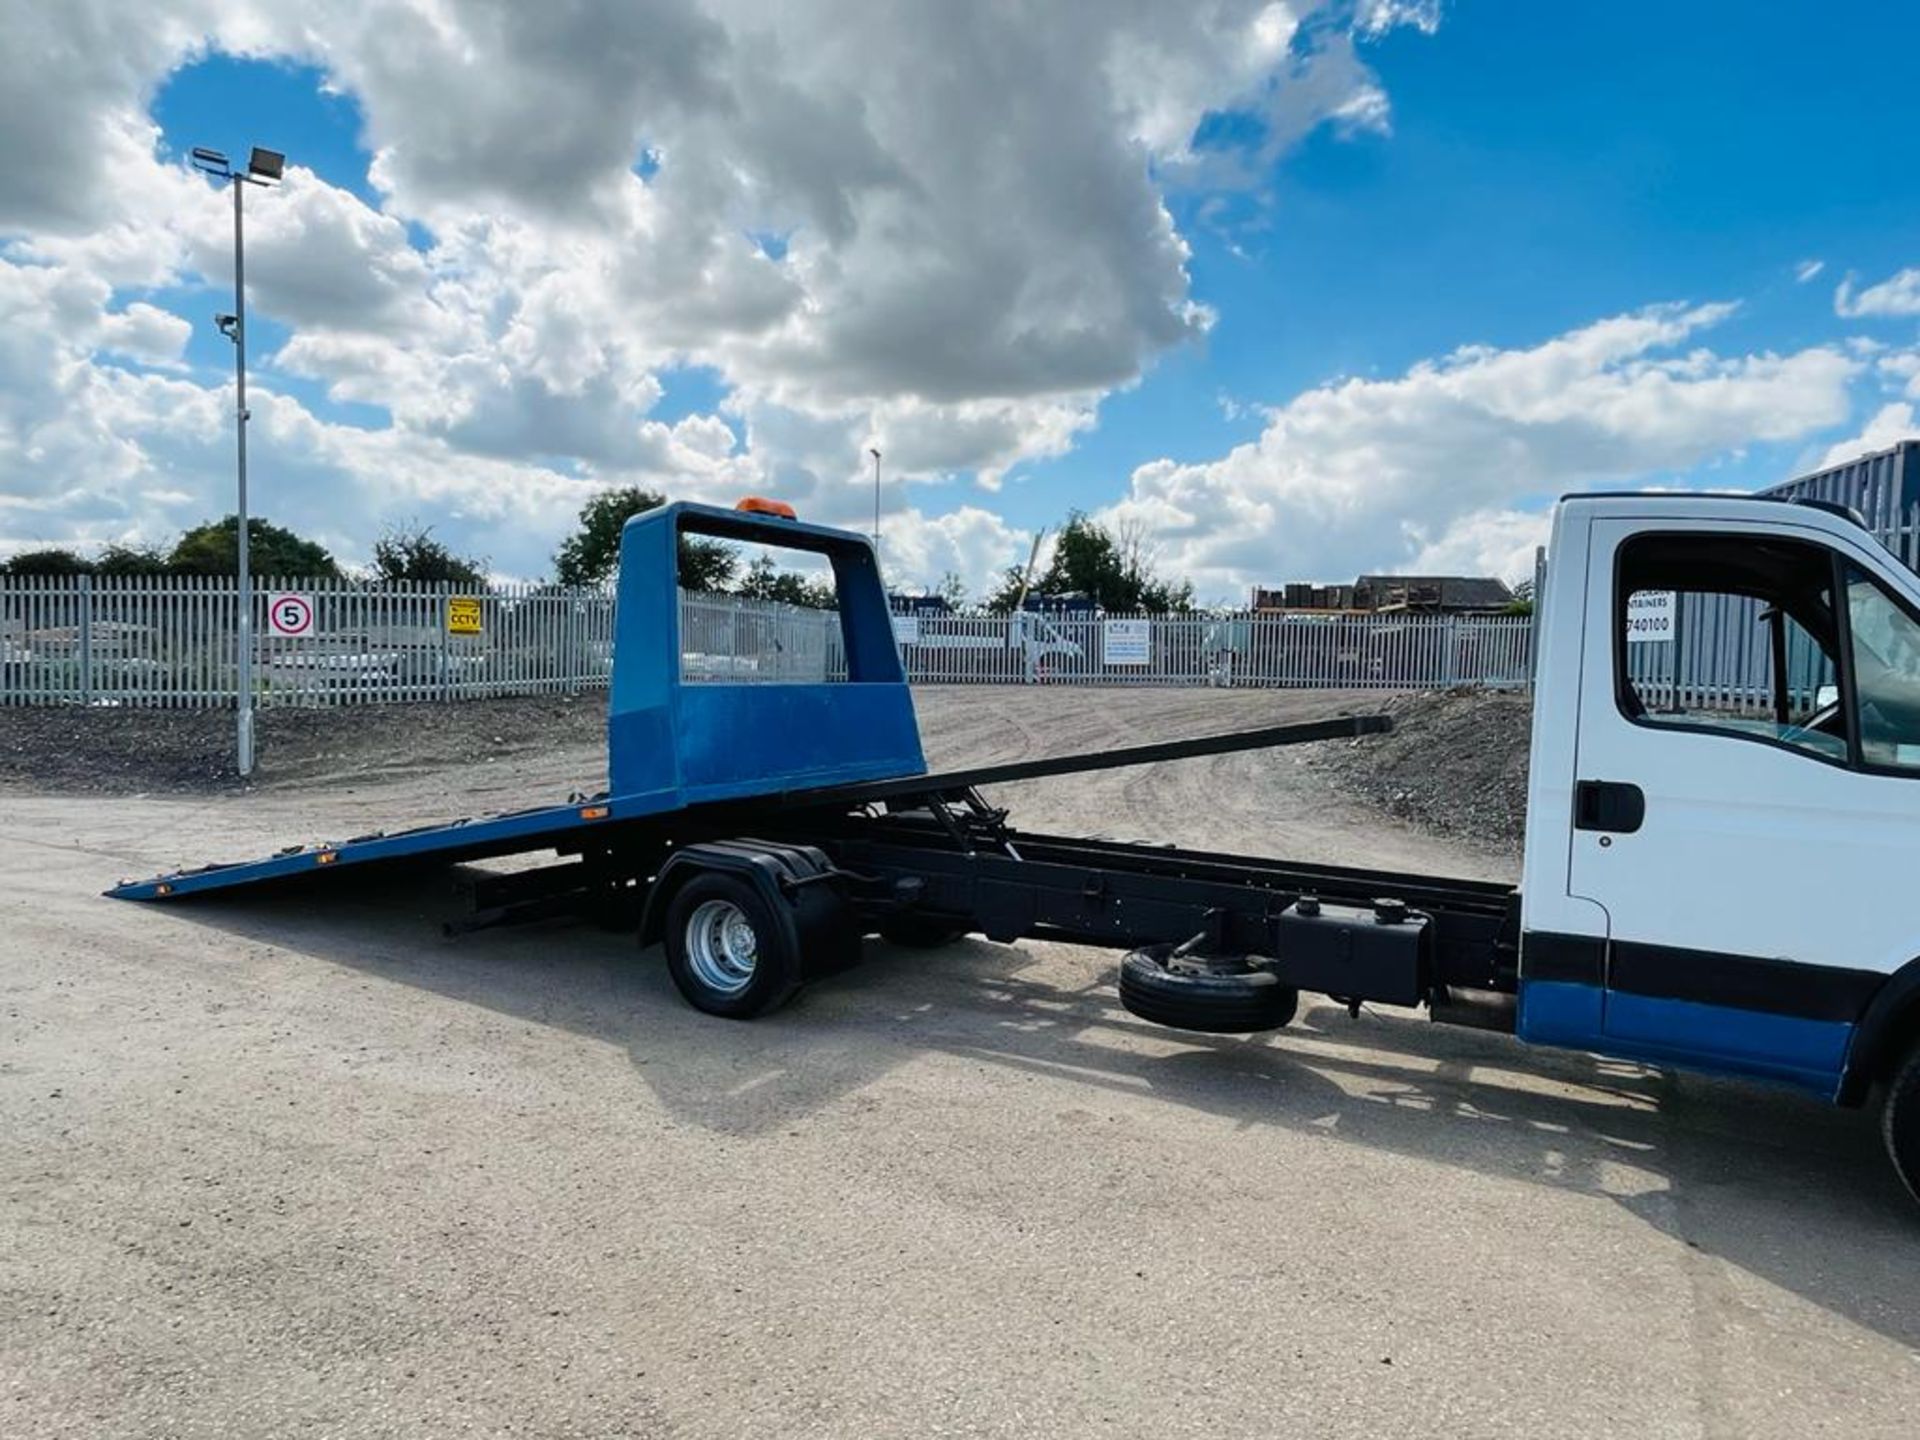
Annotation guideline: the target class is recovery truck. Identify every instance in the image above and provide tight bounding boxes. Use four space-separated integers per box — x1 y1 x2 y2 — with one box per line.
111 493 1920 1205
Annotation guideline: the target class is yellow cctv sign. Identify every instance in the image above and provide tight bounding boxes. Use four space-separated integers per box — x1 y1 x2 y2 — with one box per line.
446 596 482 635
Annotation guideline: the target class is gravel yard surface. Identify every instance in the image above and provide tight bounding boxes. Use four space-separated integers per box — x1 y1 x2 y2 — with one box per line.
0 694 606 795
2 686 1915 1439
0 686 1536 860
1311 688 1533 853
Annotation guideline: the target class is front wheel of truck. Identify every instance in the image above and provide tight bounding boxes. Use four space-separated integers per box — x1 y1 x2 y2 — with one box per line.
1882 1038 1920 1206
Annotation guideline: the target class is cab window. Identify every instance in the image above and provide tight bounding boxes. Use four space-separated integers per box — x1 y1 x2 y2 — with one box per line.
1615 533 1846 762
1844 563 1920 771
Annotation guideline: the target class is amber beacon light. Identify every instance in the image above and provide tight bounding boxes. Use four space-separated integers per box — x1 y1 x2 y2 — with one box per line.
734 496 797 519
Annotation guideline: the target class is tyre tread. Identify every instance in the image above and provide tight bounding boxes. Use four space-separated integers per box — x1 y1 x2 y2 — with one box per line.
1117 947 1298 1034
1881 1039 1920 1206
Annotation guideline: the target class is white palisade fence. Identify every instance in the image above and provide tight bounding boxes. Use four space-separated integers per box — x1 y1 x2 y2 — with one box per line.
888 608 1533 690
0 575 616 707
1 572 1535 705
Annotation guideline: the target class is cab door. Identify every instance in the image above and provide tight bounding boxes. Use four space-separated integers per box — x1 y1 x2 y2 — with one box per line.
1565 516 1910 1093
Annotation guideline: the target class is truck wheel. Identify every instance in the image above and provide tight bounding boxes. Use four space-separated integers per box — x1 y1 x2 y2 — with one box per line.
663 873 803 1019
879 914 969 949
1881 1038 1920 1205
1117 946 1298 1034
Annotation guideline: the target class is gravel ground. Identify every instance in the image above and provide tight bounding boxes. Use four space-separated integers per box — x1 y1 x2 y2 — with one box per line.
3 687 1916 1438
0 687 1537 864
0 695 607 794
1311 689 1533 852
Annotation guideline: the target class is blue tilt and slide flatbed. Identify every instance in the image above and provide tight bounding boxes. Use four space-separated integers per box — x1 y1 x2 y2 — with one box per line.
109 500 1519 1038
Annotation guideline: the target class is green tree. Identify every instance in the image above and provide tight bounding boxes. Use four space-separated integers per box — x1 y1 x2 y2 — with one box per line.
983 564 1033 614
1045 512 1193 612
735 552 837 609
988 513 1194 613
934 570 968 608
370 524 488 586
168 516 341 577
3 548 93 576
94 542 172 576
553 486 737 591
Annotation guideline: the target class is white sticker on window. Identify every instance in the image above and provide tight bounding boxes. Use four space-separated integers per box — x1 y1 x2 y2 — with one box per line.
1626 590 1675 644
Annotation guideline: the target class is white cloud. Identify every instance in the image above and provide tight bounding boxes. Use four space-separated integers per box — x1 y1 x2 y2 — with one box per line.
1356 0 1443 37
878 506 1035 600
1836 267 1920 319
1406 508 1549 584
98 302 194 369
1821 402 1920 468
1795 258 1825 284
263 0 1405 421
1104 304 1861 597
0 266 598 567
1875 348 1920 400
190 168 440 337
0 0 1430 588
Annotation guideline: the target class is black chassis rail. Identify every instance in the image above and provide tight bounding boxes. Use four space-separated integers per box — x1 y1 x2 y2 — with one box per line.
767 805 1521 1015
457 808 1520 1020
441 712 1522 1024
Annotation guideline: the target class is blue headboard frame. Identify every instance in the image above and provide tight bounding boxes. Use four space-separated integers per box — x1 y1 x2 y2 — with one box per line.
607 502 927 807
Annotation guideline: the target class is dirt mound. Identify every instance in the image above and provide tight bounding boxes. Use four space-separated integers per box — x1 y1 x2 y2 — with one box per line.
1312 688 1531 852
0 694 607 794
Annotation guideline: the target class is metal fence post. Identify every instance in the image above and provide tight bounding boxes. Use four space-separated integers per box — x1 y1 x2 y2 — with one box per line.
567 590 580 695
438 582 451 703
78 573 93 705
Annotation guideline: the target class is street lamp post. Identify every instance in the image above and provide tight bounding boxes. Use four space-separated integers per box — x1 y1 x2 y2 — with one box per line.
191 144 283 779
869 447 882 565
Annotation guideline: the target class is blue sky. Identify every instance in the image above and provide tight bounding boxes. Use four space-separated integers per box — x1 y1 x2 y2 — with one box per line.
6 2 1920 595
1029 0 1920 516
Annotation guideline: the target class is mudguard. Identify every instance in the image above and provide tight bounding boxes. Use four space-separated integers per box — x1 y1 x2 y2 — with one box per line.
1838 959 1920 1106
640 839 859 979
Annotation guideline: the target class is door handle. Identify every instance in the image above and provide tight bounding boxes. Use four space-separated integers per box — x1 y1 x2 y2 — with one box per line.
1574 779 1644 834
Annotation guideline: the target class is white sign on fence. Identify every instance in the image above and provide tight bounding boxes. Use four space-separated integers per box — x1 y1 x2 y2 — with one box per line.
1103 618 1151 666
892 614 920 645
1626 590 1676 644
266 592 315 638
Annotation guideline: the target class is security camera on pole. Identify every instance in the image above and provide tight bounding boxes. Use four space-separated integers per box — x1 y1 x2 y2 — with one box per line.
190 144 284 779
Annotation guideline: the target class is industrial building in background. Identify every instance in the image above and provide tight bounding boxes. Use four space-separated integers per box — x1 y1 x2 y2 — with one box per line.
1760 440 1920 559
1249 573 1514 616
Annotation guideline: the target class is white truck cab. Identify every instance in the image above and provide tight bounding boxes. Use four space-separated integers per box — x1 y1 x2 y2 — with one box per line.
1519 492 1920 1115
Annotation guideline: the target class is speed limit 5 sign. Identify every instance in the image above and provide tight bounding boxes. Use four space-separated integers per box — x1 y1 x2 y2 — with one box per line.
267 592 316 638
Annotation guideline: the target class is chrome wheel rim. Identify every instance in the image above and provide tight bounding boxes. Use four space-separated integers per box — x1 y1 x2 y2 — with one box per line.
685 899 758 995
